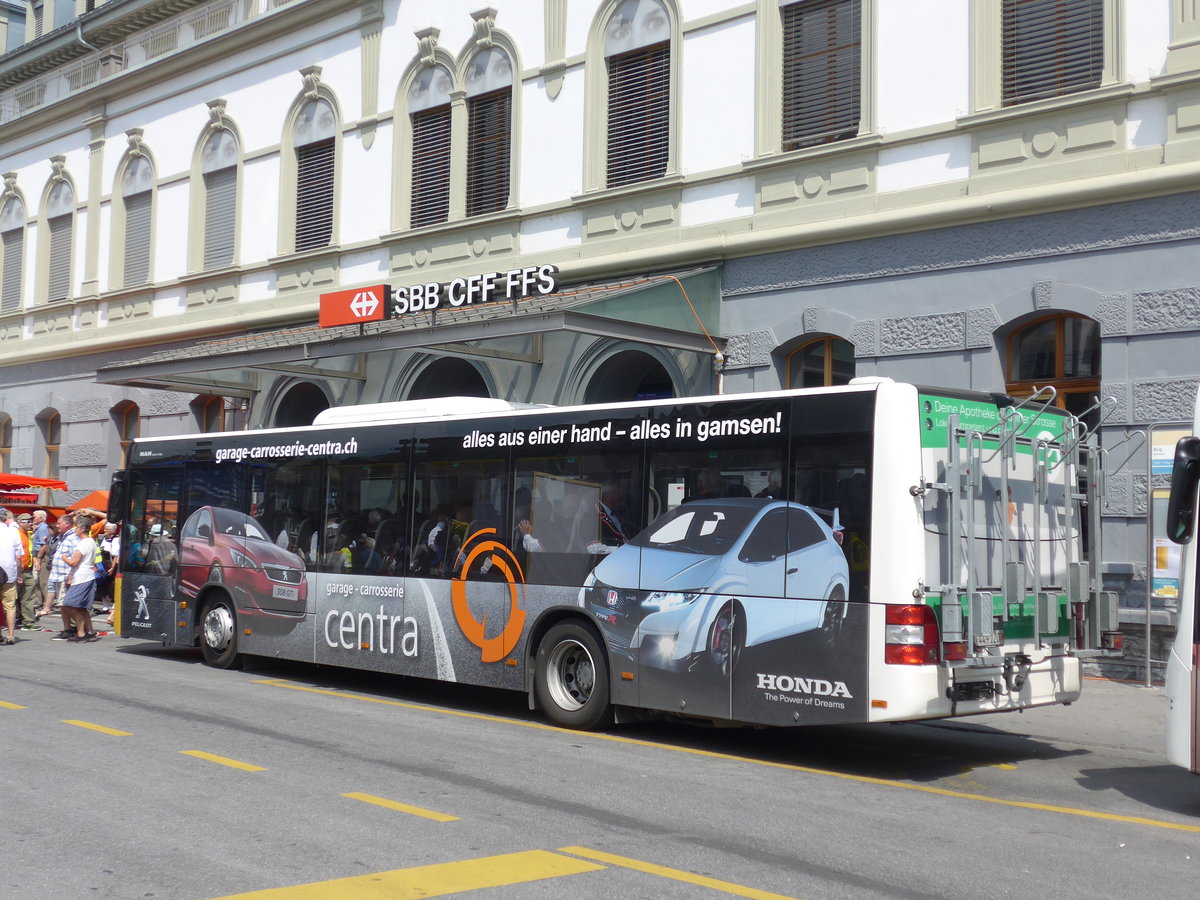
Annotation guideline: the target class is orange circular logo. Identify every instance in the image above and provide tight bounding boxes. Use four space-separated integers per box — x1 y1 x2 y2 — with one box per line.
450 528 528 663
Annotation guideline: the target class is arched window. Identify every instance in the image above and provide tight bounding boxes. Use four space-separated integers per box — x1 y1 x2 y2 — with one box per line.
293 99 336 251
45 181 73 302
121 157 154 287
787 337 855 388
409 66 453 227
409 358 489 400
1006 313 1100 421
275 382 329 428
192 395 224 432
38 409 60 479
111 401 140 459
603 0 672 188
0 415 11 473
1 195 25 313
201 130 238 269
465 47 513 217
585 350 675 403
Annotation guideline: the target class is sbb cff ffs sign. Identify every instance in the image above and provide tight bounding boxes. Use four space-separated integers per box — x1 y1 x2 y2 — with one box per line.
319 285 389 327
318 265 559 328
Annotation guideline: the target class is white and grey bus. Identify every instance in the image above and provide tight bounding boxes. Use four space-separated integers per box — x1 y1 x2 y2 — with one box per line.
108 379 1119 730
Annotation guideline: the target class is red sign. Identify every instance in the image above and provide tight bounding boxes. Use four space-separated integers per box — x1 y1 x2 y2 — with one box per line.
0 492 38 504
319 284 388 327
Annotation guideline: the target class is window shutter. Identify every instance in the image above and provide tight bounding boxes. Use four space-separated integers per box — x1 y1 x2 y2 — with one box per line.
781 0 862 151
1 230 21 312
466 89 512 217
411 106 452 227
606 42 670 188
47 214 72 301
295 138 334 251
203 167 237 268
123 190 152 287
1002 0 1103 105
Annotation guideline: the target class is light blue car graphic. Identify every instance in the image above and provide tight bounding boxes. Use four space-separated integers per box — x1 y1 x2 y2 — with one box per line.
582 499 849 676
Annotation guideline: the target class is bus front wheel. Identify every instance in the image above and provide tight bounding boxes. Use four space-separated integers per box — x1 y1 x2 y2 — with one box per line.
534 623 612 730
200 594 242 669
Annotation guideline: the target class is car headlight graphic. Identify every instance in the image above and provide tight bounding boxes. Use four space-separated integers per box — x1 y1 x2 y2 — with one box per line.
642 591 701 611
229 547 258 570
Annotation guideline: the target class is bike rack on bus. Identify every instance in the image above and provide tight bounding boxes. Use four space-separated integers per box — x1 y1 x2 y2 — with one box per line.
924 386 1129 683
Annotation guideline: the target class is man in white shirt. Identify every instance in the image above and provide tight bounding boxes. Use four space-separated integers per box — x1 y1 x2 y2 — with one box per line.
0 508 22 644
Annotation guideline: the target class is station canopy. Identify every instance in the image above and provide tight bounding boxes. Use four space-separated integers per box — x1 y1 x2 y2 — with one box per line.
96 267 723 398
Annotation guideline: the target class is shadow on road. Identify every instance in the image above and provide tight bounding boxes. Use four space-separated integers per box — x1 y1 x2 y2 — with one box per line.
1076 764 1200 820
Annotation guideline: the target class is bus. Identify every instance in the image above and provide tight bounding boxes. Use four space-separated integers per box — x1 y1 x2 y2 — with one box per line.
1165 389 1200 774
106 379 1120 730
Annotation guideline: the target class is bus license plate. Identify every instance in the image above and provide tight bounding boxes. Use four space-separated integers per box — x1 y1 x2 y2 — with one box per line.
974 631 1003 648
272 585 299 602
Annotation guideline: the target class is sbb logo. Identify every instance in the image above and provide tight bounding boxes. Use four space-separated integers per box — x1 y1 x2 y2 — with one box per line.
319 284 388 327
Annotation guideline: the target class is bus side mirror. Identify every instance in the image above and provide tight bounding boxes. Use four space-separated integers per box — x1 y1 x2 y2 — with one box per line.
108 475 128 525
1167 436 1200 544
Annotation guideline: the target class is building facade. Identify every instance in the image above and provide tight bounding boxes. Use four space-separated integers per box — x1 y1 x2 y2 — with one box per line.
0 0 1197 646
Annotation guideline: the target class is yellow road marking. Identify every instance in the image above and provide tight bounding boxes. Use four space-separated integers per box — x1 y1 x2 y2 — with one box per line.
992 763 1018 770
561 846 801 899
181 750 267 772
342 792 458 822
257 677 1200 834
63 719 132 736
0 700 27 709
210 849 604 899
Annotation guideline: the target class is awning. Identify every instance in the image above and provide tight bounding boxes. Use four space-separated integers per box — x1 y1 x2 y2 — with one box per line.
96 267 723 395
0 473 69 490
67 489 110 512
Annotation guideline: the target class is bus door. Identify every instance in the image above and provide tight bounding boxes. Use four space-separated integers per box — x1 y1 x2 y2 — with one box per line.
409 441 517 689
122 465 184 642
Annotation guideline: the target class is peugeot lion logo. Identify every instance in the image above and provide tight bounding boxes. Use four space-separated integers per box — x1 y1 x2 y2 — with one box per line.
134 583 151 620
350 290 380 319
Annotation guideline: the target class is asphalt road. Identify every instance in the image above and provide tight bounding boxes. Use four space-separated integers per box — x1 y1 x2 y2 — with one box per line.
1 627 1197 900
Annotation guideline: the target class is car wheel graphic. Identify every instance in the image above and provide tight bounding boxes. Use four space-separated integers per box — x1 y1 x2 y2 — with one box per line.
200 593 241 670
821 585 846 649
709 600 743 678
535 622 612 730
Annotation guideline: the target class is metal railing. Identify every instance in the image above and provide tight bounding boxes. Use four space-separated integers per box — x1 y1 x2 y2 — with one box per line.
0 0 300 126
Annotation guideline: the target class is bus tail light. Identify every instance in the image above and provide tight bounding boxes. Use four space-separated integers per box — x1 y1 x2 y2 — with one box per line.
885 605 940 665
1101 631 1124 652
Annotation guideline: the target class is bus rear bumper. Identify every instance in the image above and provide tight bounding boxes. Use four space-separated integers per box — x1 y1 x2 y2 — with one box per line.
868 651 1081 722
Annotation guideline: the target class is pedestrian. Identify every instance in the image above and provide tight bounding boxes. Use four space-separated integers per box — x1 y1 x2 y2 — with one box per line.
0 508 22 644
27 510 48 619
15 513 37 630
44 514 75 630
33 511 56 617
98 520 120 618
56 516 98 643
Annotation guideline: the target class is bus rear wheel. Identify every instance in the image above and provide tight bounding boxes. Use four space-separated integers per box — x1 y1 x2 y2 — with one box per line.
534 623 612 730
200 594 242 669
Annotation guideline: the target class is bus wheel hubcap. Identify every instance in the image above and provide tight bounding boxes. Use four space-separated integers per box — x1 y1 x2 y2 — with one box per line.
204 605 233 651
547 640 594 711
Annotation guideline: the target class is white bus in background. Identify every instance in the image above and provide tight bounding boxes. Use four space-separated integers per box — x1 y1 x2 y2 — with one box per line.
1165 390 1200 775
108 379 1121 731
